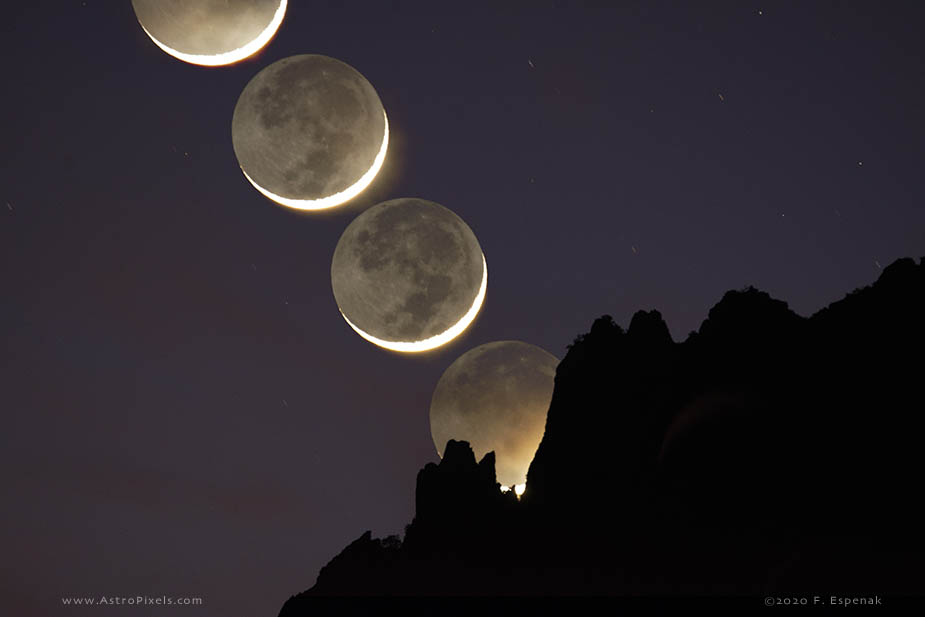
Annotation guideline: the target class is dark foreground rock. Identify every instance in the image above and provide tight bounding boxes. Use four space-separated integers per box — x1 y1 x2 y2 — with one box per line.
279 257 925 614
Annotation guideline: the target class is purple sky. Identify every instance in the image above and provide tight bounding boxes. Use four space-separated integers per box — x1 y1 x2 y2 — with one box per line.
2 2 924 615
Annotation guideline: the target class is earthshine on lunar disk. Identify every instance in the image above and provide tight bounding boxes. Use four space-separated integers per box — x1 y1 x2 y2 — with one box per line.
231 54 388 210
331 199 486 352
430 341 558 489
132 0 287 66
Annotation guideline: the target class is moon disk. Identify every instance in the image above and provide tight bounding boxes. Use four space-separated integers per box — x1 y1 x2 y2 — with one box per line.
430 341 558 489
331 199 486 352
132 0 287 66
232 54 388 210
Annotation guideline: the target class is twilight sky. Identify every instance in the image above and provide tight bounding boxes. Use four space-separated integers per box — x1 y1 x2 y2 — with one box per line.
2 2 924 615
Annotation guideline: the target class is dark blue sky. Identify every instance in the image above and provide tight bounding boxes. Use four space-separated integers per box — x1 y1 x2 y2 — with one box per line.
2 2 923 615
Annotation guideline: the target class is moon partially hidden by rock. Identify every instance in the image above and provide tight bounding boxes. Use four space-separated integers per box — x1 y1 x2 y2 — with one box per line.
132 0 287 66
430 341 558 488
331 198 486 352
231 54 388 210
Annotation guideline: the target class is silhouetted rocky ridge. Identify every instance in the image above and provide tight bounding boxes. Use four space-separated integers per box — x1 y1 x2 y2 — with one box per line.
279 257 924 612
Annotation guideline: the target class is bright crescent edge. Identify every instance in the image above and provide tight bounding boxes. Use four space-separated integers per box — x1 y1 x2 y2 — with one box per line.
138 0 288 66
240 110 389 211
339 254 488 353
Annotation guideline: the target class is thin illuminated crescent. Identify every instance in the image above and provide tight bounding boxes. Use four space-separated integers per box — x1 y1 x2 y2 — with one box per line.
339 254 488 353
138 0 287 67
240 111 389 211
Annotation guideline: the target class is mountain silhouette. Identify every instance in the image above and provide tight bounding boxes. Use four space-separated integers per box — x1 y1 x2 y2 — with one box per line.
279 257 924 613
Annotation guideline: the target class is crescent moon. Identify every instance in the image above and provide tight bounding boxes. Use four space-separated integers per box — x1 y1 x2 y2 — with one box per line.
339 253 487 353
136 0 287 67
429 341 559 488
231 55 388 211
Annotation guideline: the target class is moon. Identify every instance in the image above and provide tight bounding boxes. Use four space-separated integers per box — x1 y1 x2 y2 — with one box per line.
331 198 486 352
430 341 558 489
131 0 287 66
231 54 388 210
